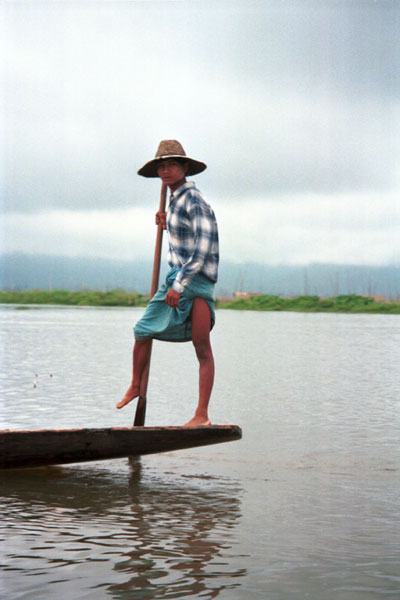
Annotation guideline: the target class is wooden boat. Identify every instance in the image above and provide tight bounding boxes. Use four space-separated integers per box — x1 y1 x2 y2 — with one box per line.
0 425 242 469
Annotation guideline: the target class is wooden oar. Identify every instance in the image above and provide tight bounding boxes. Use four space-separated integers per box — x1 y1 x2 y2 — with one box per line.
134 182 167 426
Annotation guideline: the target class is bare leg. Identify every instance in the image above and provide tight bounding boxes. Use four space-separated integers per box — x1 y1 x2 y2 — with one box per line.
184 297 214 427
116 339 152 409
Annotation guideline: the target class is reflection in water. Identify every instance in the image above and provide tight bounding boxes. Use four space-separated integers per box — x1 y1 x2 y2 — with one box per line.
1 459 245 599
110 458 245 599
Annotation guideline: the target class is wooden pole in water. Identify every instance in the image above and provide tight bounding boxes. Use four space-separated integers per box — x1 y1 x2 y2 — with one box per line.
134 182 167 426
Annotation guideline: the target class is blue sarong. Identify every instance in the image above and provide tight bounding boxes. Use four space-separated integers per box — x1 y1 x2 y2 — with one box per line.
134 268 215 343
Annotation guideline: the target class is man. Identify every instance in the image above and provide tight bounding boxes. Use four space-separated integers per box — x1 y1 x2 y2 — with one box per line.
116 140 219 427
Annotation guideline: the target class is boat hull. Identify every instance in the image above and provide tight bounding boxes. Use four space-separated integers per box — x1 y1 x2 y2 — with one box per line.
0 425 242 469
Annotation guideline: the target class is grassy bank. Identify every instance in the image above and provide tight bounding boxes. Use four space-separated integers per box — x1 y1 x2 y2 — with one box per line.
0 290 399 314
0 289 148 307
218 294 400 314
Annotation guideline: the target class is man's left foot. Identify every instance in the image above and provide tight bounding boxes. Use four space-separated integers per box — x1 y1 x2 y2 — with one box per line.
116 383 140 409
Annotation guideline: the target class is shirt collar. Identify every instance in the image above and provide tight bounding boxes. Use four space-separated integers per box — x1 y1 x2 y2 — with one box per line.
170 181 195 204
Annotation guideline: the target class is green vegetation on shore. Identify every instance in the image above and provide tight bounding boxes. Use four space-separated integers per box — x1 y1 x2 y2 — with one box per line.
218 294 400 314
0 290 399 314
0 289 148 307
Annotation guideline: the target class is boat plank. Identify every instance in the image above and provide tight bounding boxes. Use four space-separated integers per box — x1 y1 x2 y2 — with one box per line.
0 425 242 469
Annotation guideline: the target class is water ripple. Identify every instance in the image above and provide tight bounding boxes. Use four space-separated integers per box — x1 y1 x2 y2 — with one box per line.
1 461 245 599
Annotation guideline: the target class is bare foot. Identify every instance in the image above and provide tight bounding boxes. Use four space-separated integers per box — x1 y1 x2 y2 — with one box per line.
116 384 140 409
183 416 212 428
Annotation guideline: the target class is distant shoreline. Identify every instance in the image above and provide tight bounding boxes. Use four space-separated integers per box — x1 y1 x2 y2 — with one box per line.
218 294 400 314
0 290 399 314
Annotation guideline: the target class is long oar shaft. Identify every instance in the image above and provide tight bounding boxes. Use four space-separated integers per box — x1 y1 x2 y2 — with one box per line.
134 183 167 426
150 183 167 296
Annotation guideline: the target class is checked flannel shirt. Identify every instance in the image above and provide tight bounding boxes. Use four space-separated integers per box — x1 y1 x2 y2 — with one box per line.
166 182 219 293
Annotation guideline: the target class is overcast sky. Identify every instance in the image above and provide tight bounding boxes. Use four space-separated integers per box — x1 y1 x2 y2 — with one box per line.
2 0 399 266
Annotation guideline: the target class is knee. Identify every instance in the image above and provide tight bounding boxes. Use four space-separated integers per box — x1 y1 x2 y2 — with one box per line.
193 337 212 360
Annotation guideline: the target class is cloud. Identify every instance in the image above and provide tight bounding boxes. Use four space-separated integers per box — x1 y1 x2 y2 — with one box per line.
3 1 399 211
1 1 399 268
215 191 400 265
3 191 398 266
1 207 156 260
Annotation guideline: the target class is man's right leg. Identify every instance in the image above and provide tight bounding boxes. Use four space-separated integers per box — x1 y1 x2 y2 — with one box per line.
116 339 152 409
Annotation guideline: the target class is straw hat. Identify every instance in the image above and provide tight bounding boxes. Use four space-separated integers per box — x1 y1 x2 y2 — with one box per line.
138 140 207 178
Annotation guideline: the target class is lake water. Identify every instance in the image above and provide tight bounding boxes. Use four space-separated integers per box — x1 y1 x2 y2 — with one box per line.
1 305 400 599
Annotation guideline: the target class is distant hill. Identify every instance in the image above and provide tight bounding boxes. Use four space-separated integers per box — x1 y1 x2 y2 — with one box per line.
1 253 399 299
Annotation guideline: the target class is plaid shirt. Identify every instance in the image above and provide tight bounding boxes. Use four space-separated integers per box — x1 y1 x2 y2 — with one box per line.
166 182 219 293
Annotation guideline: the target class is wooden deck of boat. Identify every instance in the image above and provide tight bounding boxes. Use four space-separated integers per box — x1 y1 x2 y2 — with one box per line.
0 425 242 469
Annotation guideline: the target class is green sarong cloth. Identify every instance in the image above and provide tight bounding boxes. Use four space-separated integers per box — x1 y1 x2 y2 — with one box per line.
134 268 215 343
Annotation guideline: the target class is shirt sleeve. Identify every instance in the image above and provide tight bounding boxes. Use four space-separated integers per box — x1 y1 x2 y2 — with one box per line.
172 195 215 292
